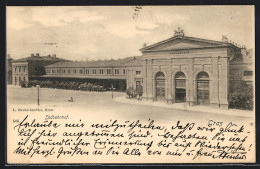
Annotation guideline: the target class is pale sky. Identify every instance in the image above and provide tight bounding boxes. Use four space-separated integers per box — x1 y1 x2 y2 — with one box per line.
7 6 254 61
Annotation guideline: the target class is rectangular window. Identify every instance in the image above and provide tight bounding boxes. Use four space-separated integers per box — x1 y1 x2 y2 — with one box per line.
136 71 141 75
62 70 65 73
86 69 89 74
23 67 26 72
92 69 96 74
79 70 83 74
47 70 50 74
123 69 126 74
115 69 119 74
244 71 253 76
15 67 17 72
107 69 111 74
68 70 71 74
52 70 56 73
100 69 104 74
19 67 21 72
73 69 76 74
57 70 61 73
230 69 239 75
229 69 239 80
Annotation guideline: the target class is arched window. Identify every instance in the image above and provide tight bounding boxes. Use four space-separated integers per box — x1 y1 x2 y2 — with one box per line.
197 71 210 105
155 72 165 101
197 71 209 80
175 72 186 102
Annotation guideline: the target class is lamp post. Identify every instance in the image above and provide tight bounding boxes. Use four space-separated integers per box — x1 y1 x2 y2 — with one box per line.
188 89 190 106
111 83 114 99
36 85 40 105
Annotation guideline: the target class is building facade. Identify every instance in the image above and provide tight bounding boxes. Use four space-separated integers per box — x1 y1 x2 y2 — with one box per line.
43 57 141 91
7 54 13 84
138 29 250 109
12 53 68 85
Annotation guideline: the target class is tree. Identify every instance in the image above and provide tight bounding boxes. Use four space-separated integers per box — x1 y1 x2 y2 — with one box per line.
20 80 27 88
229 80 253 110
126 87 137 98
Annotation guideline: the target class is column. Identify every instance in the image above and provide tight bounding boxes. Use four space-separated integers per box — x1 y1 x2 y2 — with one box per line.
211 57 220 108
219 57 229 109
142 59 147 99
187 58 194 106
131 69 134 88
166 59 172 103
126 69 130 89
147 59 154 101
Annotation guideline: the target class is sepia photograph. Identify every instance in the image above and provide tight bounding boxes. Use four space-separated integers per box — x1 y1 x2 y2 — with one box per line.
6 5 255 164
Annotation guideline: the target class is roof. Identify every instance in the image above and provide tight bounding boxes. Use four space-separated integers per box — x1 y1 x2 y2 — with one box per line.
12 55 69 63
45 56 143 68
140 36 239 52
40 74 126 80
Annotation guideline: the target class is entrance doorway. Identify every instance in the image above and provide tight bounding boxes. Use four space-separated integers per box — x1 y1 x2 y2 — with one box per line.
136 81 141 89
197 72 210 105
175 72 186 102
155 72 165 101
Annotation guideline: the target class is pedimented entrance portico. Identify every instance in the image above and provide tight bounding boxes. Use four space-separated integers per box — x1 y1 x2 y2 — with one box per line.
138 28 241 109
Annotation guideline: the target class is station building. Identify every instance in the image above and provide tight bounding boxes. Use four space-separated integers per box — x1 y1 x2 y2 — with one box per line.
137 29 253 109
12 29 253 108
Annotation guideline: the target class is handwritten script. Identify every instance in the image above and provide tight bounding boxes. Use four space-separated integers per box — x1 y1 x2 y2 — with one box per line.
11 115 253 162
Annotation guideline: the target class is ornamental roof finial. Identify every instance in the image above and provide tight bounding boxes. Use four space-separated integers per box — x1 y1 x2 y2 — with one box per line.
222 35 228 43
174 27 184 37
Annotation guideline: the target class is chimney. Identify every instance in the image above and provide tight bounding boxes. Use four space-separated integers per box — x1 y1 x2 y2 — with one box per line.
31 54 34 57
241 48 247 57
36 53 40 57
52 54 56 58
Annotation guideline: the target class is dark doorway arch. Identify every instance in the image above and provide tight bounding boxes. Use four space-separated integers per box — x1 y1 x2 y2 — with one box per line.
155 72 165 101
175 72 186 102
197 71 210 105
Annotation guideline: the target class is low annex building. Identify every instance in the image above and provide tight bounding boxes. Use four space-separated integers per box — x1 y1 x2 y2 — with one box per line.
43 57 142 91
